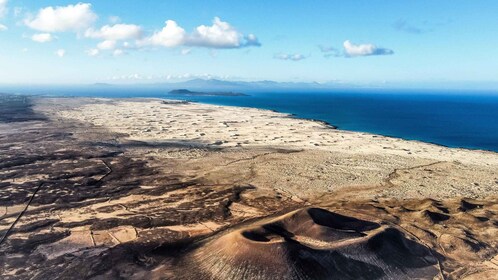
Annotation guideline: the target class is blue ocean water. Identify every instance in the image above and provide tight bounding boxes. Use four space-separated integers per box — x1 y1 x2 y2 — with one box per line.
3 86 498 152
173 90 498 153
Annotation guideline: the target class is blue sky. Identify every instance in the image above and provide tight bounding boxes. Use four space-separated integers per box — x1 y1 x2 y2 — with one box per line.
1 0 498 87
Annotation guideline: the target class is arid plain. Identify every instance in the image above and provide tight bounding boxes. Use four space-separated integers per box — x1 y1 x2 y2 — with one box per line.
1 96 497 279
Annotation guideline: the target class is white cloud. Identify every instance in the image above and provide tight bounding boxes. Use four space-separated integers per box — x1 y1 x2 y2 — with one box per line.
139 17 260 49
110 73 145 81
139 20 186 47
0 0 7 18
31 33 54 43
188 17 259 48
0 23 7 31
113 49 124 56
85 24 142 54
180 48 191 55
85 23 142 41
274 53 307 61
343 40 393 57
24 3 97 32
244 33 260 46
108 72 232 82
97 39 117 50
85 48 99 57
55 49 65 57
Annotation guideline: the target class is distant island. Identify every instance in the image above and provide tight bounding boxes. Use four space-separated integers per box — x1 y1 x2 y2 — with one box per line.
169 89 247 96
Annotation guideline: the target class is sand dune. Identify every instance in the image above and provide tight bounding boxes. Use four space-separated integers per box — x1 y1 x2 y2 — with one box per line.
1 97 497 279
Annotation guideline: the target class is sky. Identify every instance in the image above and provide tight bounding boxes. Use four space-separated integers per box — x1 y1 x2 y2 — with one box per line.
1 0 498 87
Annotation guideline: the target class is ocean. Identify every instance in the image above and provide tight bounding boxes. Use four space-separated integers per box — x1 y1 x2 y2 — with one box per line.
3 86 498 152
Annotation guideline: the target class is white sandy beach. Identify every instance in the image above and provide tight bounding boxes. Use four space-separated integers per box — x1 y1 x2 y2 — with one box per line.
45 98 498 200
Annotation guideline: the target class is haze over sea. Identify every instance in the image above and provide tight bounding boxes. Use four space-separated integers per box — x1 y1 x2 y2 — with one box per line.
4 86 498 153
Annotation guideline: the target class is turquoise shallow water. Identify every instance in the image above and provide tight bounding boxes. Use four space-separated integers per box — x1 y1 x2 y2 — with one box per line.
3 86 498 152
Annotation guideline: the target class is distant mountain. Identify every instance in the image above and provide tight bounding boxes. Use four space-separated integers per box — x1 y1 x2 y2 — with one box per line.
169 89 247 96
93 83 113 87
161 79 246 91
100 78 359 92
144 79 352 92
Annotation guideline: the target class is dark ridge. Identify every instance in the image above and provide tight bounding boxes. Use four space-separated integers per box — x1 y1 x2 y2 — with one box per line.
307 208 380 231
367 228 438 269
423 210 450 222
459 199 482 212
476 216 489 222
0 94 46 123
241 230 271 242
6 231 70 254
13 219 60 233
435 205 449 214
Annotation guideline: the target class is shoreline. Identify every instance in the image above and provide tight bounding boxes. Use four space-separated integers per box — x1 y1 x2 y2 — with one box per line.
48 97 498 171
158 96 498 154
1 95 497 279
157 96 498 155
6 92 498 154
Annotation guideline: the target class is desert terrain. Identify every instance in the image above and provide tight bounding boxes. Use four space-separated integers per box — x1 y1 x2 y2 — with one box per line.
0 95 497 279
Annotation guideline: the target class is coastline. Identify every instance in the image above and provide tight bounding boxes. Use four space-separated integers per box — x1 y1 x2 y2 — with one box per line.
1 95 497 279
9 91 498 153
257 104 496 155
158 92 498 154
230 99 498 154
38 96 498 200
49 97 498 161
93 95 497 154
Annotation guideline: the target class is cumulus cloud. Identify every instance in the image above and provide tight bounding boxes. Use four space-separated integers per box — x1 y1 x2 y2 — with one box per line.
109 72 232 82
85 48 99 57
97 39 117 50
139 17 260 49
85 23 142 41
55 49 65 57
273 53 307 61
0 0 7 31
110 73 149 81
0 0 7 18
24 3 97 32
31 33 54 43
243 33 260 47
189 17 239 48
188 17 260 48
138 20 185 47
343 40 393 57
113 49 125 56
84 23 143 54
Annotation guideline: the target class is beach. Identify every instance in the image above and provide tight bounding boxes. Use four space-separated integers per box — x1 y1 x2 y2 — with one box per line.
1 96 497 279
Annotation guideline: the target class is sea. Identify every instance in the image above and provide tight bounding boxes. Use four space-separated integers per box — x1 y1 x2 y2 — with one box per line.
2 86 498 153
